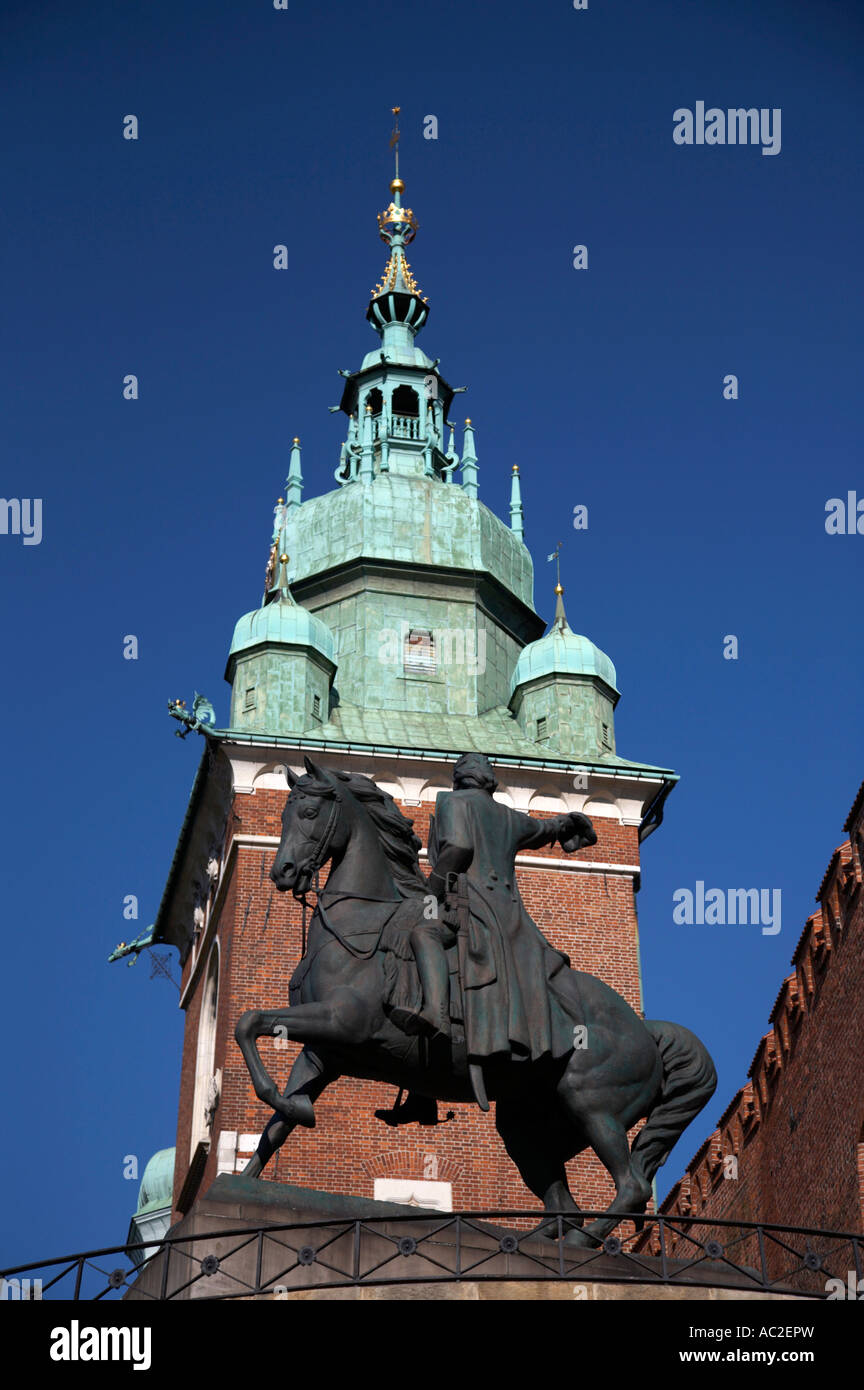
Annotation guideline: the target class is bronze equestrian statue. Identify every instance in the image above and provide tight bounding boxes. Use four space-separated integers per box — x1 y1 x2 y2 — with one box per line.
235 755 716 1246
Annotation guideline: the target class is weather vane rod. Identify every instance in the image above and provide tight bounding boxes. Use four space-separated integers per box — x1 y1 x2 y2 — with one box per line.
547 540 564 589
389 105 401 181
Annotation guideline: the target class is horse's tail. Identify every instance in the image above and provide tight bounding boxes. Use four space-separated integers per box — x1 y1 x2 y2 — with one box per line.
630 1020 717 1191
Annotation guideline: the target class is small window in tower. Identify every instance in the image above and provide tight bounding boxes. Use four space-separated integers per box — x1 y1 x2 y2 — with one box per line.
536 716 547 740
244 686 256 711
311 693 322 721
404 628 436 675
602 723 611 749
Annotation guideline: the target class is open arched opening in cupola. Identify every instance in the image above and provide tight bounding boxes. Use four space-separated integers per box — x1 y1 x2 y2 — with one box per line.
390 384 420 441
391 384 419 417
366 387 383 415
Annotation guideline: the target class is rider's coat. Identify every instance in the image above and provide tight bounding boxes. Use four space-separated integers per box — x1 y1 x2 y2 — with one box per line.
429 788 579 1062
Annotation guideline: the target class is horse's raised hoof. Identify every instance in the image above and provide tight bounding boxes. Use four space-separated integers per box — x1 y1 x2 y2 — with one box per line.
563 1228 599 1250
271 1093 316 1128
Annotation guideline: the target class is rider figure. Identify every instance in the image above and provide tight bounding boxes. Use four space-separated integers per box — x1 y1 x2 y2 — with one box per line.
392 753 597 1065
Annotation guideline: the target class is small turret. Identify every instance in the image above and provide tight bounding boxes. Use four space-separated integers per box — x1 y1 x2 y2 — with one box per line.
509 577 619 760
226 549 336 735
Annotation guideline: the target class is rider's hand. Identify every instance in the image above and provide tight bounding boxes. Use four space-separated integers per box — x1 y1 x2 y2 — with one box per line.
560 812 597 853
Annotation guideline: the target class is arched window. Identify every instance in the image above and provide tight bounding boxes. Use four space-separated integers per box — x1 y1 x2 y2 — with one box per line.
190 943 219 1157
366 387 383 415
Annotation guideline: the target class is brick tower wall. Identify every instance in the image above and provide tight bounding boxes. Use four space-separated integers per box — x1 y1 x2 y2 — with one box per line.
172 781 647 1219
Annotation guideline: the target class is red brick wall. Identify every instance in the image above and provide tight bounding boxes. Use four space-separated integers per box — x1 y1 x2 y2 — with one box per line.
172 784 645 1218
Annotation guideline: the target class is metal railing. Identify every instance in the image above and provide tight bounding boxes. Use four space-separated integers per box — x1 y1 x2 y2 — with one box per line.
2 1210 861 1301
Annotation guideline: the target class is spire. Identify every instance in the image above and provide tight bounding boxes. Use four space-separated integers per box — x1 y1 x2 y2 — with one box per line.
547 542 569 630
509 465 524 540
285 436 303 509
553 581 568 631
461 419 479 499
366 108 429 340
275 551 294 601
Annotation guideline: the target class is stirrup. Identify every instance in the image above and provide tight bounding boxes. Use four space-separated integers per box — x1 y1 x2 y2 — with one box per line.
390 1005 450 1039
375 1091 439 1127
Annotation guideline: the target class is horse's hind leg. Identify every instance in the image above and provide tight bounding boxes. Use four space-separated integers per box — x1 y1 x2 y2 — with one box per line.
495 1100 583 1239
244 1048 338 1179
560 1104 651 1247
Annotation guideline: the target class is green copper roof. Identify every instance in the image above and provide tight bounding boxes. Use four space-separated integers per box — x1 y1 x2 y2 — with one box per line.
227 591 336 669
282 700 659 766
135 1148 175 1216
282 474 535 609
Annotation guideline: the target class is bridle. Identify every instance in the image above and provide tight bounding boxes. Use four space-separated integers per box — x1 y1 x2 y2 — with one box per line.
286 784 386 962
286 787 342 955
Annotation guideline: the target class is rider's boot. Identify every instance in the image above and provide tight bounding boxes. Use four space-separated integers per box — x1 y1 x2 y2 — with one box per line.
391 932 451 1039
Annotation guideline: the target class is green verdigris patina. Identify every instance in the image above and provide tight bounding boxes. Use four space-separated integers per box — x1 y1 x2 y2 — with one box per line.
220 163 652 773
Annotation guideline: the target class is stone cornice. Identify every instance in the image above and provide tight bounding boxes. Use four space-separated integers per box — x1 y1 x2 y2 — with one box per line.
222 740 669 828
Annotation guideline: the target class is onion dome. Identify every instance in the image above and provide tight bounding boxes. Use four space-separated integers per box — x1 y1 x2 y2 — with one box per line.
134 1149 175 1218
226 555 335 680
126 1147 175 1268
511 583 618 696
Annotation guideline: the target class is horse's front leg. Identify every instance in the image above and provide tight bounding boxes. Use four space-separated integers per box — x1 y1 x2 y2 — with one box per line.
244 1049 339 1177
235 992 375 1118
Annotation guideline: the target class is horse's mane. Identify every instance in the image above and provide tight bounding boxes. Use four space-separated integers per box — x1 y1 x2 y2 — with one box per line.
299 769 427 898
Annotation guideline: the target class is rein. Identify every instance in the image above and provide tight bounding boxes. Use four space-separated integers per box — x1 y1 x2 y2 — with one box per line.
293 788 384 961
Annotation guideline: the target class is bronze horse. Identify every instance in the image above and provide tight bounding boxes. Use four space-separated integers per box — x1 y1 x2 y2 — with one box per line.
236 760 716 1244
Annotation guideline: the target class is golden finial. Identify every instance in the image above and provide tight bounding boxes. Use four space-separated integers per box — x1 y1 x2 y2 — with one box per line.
465 418 472 425
277 497 284 504
279 553 289 564
293 436 300 444
512 465 519 474
555 583 564 595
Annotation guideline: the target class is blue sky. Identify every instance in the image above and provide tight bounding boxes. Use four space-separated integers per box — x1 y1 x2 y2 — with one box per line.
1 0 861 1268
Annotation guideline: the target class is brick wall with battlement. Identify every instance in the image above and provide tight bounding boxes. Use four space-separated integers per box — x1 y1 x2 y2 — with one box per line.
648 777 864 1255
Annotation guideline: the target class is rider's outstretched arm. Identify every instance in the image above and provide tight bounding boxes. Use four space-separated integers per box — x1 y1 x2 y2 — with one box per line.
513 809 597 854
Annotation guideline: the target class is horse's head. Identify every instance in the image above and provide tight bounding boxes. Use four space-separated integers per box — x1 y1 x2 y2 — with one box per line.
270 757 350 896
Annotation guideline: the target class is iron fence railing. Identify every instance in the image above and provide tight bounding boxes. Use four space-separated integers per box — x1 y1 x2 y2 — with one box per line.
1 1210 860 1301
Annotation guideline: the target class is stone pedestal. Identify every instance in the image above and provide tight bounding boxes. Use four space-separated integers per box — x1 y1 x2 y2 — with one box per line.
125 1177 805 1301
